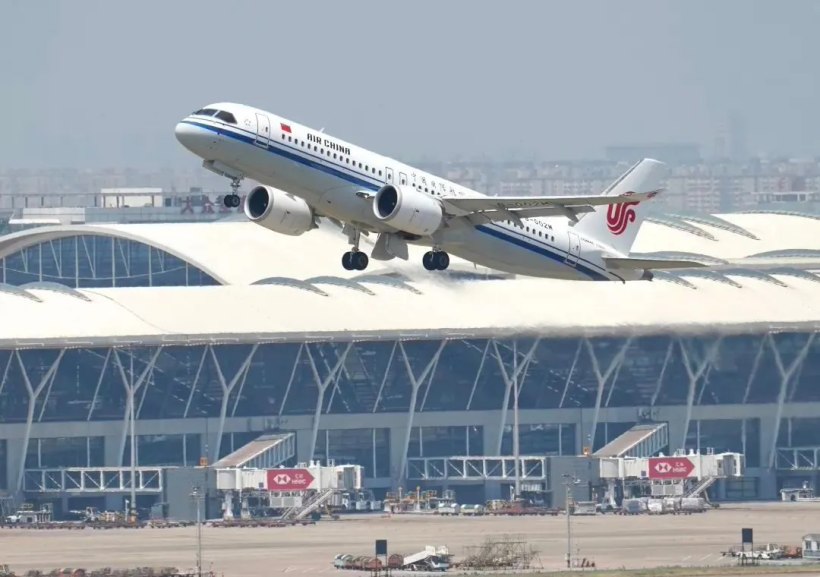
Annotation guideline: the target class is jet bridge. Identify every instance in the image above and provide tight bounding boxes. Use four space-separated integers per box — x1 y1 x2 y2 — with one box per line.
594 423 669 459
23 467 163 494
211 432 296 469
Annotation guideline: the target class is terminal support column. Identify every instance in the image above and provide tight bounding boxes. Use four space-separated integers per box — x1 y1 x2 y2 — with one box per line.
766 332 815 468
491 339 539 456
395 340 446 489
305 342 352 461
585 337 631 452
209 344 259 462
14 349 64 491
113 348 161 467
678 337 722 451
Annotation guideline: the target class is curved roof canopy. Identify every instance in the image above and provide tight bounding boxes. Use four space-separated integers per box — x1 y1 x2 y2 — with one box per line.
0 212 819 347
0 212 819 287
0 270 819 348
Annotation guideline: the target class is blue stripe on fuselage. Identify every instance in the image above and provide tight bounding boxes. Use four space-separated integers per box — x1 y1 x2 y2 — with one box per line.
183 119 613 281
182 119 382 191
475 225 610 281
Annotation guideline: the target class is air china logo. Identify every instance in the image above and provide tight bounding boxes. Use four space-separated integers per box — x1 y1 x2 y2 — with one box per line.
606 200 639 236
605 190 658 236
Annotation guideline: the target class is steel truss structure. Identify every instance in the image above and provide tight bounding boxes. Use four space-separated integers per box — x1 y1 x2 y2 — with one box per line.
23 467 163 493
0 233 220 287
1 329 819 491
406 456 549 482
776 447 820 470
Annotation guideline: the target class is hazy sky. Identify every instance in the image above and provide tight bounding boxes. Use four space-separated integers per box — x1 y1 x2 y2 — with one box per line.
2 0 819 169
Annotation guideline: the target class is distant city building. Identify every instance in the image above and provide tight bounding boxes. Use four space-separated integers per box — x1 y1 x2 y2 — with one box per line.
3 155 820 222
605 143 701 165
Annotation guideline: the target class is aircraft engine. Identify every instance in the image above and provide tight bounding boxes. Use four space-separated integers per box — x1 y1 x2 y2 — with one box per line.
244 186 314 236
372 184 444 236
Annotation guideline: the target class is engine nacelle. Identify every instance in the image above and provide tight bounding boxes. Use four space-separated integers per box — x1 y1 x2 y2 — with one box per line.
244 186 314 236
372 184 444 236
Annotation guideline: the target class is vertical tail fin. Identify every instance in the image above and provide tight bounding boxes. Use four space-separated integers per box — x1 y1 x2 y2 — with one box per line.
572 158 665 255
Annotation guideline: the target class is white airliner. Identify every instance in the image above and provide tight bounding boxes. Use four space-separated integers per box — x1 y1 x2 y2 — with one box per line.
175 103 704 281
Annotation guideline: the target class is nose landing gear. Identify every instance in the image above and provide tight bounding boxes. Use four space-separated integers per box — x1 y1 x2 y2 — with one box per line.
223 177 243 208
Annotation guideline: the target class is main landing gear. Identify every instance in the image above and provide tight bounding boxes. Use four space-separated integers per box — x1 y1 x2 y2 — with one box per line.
423 251 450 271
223 177 243 208
342 250 369 271
342 226 369 271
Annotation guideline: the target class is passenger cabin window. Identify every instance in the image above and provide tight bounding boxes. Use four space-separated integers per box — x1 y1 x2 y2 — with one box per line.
214 110 237 124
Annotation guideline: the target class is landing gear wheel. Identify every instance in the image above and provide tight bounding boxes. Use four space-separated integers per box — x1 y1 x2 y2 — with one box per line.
434 251 450 271
352 251 369 271
342 251 369 271
423 251 450 271
224 176 243 208
423 251 436 271
342 252 355 271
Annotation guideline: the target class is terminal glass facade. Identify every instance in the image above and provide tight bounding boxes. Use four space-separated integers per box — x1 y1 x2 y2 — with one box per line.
1 330 818 490
2 334 818 425
0 235 218 287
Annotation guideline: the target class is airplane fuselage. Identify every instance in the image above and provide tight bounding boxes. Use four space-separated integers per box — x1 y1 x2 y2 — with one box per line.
175 103 642 281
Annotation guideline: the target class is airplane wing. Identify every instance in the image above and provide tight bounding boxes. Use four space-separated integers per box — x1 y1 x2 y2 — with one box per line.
604 257 709 270
355 188 659 223
442 190 661 217
464 205 596 224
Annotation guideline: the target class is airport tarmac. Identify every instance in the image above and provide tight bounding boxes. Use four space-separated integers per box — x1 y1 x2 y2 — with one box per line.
2 502 820 577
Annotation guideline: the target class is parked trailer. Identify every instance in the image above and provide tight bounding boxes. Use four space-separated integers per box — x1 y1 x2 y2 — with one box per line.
436 503 460 516
460 504 485 516
388 554 404 569
620 498 647 515
334 547 450 572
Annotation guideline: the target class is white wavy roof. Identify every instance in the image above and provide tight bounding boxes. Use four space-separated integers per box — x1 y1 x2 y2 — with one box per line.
633 212 820 261
1 272 819 347
1 211 818 285
0 211 819 346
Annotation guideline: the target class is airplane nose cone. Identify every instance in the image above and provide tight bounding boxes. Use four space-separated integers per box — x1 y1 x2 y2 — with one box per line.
175 121 198 149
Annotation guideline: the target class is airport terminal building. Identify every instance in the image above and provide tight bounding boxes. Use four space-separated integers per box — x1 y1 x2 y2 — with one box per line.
0 212 819 511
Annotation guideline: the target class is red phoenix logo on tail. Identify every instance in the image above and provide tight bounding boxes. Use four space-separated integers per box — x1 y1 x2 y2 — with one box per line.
605 190 656 236
606 201 639 235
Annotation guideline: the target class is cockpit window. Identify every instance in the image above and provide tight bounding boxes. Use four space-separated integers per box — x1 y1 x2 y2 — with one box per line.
193 108 218 116
214 110 237 124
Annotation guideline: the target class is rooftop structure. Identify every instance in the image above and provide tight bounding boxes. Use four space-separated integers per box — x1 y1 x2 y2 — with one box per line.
0 211 818 510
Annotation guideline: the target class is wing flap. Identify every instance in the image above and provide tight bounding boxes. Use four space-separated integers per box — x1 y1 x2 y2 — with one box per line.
464 205 596 223
604 257 708 270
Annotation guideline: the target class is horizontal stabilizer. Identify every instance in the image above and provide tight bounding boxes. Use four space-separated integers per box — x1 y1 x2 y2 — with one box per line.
604 257 709 271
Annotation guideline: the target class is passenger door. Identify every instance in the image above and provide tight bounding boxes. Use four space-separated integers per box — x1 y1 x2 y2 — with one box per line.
255 113 270 148
385 167 394 184
566 231 581 267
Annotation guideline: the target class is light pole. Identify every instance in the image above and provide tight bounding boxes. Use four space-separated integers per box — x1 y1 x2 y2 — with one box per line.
512 345 521 499
191 486 203 577
129 357 136 523
563 474 580 569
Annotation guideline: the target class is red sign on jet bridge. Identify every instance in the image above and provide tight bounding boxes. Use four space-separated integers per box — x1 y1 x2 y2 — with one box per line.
266 468 315 491
647 457 695 480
